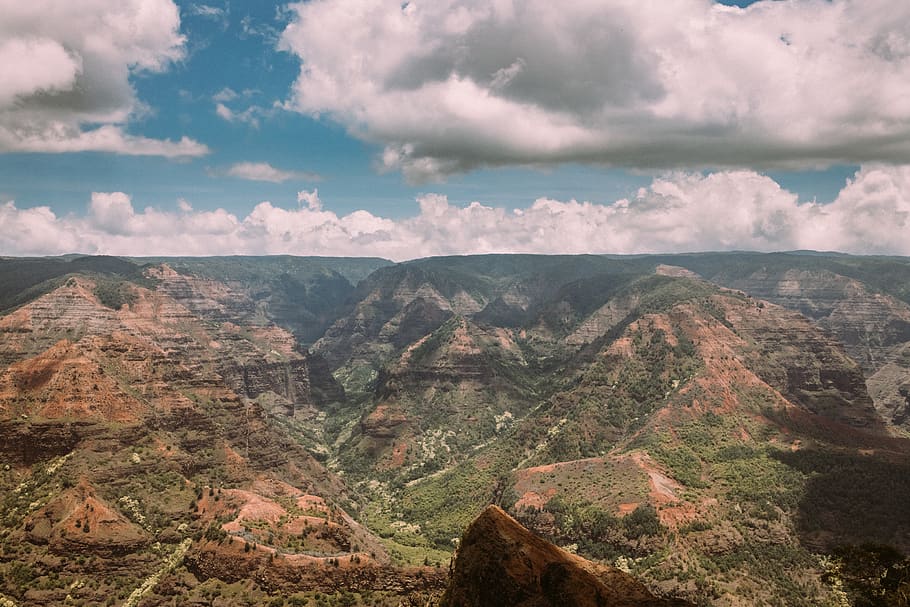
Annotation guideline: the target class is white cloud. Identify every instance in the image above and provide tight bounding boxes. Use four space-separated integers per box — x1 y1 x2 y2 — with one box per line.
0 202 89 256
215 103 237 122
213 88 238 103
297 189 322 211
4 166 910 259
0 0 208 158
815 165 910 254
214 97 273 128
0 125 209 158
188 4 226 20
222 162 320 183
89 192 136 235
280 0 910 181
0 38 82 105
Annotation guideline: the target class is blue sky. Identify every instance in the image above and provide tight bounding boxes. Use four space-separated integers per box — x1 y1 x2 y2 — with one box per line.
0 0 908 259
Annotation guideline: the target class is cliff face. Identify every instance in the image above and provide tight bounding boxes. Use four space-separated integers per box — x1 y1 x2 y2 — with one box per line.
441 506 691 607
23 480 150 557
716 295 882 431
342 317 534 476
705 267 910 429
714 268 910 371
312 280 465 392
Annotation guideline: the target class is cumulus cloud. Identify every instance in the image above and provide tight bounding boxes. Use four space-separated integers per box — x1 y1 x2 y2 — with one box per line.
297 189 322 211
4 166 910 259
0 0 208 158
221 162 321 183
280 0 910 181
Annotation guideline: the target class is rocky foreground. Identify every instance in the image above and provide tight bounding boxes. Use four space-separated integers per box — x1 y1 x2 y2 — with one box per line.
441 506 692 607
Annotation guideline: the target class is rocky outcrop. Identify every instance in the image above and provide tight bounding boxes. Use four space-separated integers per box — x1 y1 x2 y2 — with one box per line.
440 506 691 607
360 403 411 440
866 344 910 427
220 360 313 406
0 278 122 367
4 252 910 607
701 268 910 430
566 292 640 346
0 419 143 465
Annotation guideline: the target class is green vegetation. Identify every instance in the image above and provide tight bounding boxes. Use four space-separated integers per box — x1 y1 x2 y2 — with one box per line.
517 497 665 560
0 255 150 313
823 544 910 607
774 449 910 547
94 278 138 310
398 462 503 549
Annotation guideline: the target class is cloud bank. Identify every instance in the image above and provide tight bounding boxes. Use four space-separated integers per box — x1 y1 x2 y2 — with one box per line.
3 167 910 260
280 0 910 182
0 0 208 157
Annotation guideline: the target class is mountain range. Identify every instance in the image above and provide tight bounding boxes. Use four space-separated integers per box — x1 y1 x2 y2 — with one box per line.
1 251 908 606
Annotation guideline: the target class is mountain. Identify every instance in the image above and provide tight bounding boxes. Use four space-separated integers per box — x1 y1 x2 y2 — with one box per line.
646 252 910 430
307 253 910 605
1 252 909 606
0 258 439 606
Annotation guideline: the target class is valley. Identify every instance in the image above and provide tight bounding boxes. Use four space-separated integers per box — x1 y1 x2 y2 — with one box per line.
0 252 908 606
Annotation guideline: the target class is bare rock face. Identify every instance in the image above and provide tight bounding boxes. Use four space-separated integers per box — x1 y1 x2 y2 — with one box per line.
148 264 257 323
717 268 910 372
0 278 122 367
360 403 411 440
715 296 883 431
867 345 910 427
0 339 147 422
312 280 459 387
440 506 691 607
710 267 910 429
565 292 640 346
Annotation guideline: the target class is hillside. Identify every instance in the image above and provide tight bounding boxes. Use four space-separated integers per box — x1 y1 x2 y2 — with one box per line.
0 260 436 606
648 252 910 431
0 252 909 606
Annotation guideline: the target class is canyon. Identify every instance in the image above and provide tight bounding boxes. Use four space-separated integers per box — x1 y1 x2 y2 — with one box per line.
0 252 908 606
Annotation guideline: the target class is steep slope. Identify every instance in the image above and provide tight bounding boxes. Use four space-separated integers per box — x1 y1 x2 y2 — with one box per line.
0 270 433 607
339 316 536 481
22 479 150 557
0 255 151 315
656 252 910 431
509 289 908 604
142 255 392 345
441 506 691 607
4 252 910 606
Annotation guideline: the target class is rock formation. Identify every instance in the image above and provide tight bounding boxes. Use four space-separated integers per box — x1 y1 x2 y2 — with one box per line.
440 506 691 607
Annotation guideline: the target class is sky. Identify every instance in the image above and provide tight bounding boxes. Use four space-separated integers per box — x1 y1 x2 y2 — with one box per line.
1 0 910 260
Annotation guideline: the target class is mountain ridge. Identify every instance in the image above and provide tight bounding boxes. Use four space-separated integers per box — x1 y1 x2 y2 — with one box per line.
1 251 909 605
